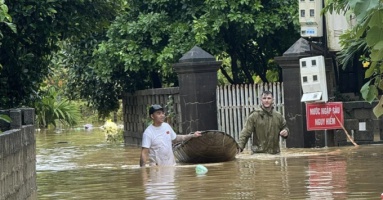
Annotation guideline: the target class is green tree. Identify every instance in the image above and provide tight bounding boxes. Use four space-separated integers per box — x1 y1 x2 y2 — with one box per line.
0 1 15 128
0 0 16 70
0 0 125 109
0 0 16 38
67 0 299 116
193 0 299 83
324 0 383 117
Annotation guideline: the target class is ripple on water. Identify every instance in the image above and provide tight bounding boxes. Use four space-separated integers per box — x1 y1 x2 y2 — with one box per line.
36 129 383 199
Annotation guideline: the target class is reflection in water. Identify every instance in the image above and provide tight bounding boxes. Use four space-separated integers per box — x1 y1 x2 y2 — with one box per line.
307 156 347 199
36 129 383 199
142 166 176 200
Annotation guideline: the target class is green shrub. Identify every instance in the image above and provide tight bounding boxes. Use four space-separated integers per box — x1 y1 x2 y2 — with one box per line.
34 87 80 128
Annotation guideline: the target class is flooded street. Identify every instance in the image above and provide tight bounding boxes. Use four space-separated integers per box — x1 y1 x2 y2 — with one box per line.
36 129 383 199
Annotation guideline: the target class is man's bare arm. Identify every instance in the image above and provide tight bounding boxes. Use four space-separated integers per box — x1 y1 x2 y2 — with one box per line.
140 148 149 167
172 131 202 144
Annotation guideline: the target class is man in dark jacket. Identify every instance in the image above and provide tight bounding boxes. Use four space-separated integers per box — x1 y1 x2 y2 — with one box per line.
237 91 289 154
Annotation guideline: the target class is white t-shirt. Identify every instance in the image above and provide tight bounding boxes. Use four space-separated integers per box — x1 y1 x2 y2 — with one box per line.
142 123 177 166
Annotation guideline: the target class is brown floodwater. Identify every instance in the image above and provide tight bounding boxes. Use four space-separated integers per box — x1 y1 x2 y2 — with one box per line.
36 128 383 199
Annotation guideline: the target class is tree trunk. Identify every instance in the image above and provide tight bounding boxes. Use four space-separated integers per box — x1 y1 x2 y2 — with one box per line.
150 71 162 88
220 66 234 84
230 56 240 84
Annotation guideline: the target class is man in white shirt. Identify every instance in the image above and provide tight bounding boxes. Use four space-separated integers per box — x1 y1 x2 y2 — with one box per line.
140 104 202 167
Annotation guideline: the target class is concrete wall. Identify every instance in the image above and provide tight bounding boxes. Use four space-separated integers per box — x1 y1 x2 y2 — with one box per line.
0 108 37 200
314 101 383 146
334 101 383 145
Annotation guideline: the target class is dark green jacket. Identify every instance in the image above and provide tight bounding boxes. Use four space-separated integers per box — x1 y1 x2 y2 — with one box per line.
238 106 289 154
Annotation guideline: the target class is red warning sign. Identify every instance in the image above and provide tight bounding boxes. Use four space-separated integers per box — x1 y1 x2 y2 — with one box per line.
306 102 343 131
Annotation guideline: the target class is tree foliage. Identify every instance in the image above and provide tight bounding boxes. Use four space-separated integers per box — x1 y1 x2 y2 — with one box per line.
0 0 299 117
324 0 383 117
0 0 125 109
192 0 300 83
66 0 299 116
0 0 16 40
0 1 14 127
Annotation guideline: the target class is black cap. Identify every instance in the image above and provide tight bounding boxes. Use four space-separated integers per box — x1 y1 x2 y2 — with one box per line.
149 104 164 115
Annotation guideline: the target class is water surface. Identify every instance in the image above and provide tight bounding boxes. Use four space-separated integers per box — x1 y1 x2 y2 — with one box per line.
36 129 383 199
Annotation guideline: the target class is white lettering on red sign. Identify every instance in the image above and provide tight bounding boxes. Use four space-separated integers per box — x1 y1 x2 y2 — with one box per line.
315 118 325 125
332 107 340 114
326 117 336 125
310 106 340 115
310 107 321 115
320 107 331 115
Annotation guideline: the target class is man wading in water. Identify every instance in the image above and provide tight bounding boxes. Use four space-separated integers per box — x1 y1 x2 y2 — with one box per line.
140 104 202 167
237 91 289 154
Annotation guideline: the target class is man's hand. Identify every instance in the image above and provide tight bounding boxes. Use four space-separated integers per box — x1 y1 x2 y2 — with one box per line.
237 147 243 154
193 131 202 137
279 129 288 137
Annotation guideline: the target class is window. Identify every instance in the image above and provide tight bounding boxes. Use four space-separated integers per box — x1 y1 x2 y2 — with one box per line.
313 75 318 81
310 9 315 17
303 76 308 83
301 10 305 17
311 59 316 66
302 61 307 67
